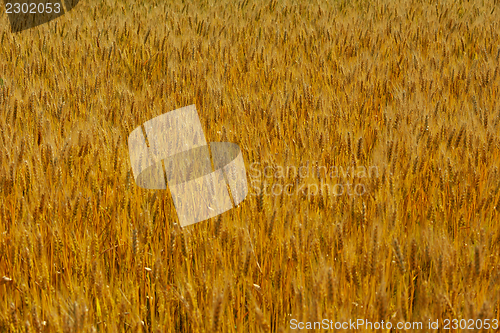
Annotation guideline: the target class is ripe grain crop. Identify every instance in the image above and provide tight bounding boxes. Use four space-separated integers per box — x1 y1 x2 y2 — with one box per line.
1 0 500 331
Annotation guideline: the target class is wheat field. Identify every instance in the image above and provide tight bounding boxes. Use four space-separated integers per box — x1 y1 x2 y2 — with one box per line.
1 0 500 331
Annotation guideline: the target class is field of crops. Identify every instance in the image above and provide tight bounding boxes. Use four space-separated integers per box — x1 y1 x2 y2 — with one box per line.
1 0 500 331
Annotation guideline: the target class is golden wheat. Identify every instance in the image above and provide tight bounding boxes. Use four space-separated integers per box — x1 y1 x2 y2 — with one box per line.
1 0 500 331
